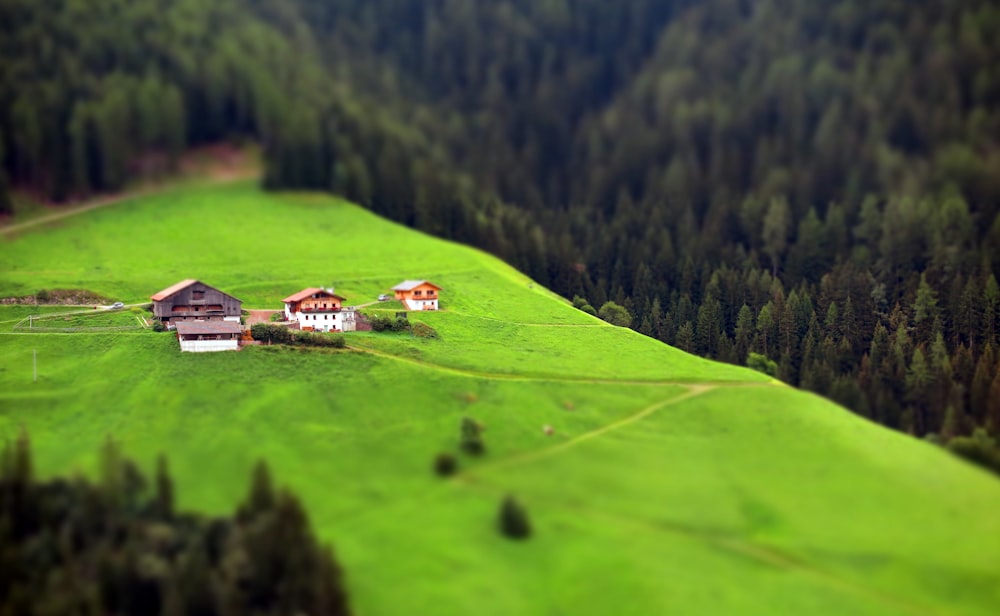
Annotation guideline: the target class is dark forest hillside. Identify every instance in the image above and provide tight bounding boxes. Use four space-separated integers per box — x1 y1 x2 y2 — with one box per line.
2 0 1000 445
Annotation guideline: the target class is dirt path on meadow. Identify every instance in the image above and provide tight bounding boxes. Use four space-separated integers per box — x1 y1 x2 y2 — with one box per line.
457 384 716 476
345 343 774 387
245 310 280 326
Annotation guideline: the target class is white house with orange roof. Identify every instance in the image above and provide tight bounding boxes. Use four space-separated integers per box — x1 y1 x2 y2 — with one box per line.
392 280 442 310
282 288 356 332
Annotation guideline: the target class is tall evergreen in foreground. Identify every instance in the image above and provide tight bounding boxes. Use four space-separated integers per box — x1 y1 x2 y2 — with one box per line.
0 432 351 616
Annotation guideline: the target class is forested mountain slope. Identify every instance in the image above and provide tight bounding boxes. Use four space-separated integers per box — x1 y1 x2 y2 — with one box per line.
2 0 1000 445
1 182 999 615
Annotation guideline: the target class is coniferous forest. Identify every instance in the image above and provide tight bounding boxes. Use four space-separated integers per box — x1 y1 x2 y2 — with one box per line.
2 0 1000 448
0 433 351 615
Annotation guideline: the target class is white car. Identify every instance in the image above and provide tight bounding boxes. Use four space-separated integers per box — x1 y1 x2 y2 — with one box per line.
110 302 125 309
378 294 391 301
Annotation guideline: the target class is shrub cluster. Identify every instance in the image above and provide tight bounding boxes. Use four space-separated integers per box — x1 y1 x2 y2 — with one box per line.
0 433 352 615
368 314 409 333
947 429 1000 475
747 352 779 377
433 452 458 477
293 330 347 348
251 323 345 348
411 322 439 339
460 416 485 456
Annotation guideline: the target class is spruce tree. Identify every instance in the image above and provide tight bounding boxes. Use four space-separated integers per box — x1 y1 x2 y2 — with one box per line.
498 495 532 540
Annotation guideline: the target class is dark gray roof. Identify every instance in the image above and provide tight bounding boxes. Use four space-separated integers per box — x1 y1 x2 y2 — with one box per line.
174 321 243 335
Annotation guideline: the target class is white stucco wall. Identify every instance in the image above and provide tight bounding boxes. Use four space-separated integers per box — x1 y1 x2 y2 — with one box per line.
294 311 344 332
179 339 239 353
403 299 438 311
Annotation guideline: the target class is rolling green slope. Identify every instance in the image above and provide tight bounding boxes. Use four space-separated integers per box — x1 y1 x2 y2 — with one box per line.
1 182 998 615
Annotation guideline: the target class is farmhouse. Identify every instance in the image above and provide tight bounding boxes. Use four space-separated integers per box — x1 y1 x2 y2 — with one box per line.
174 321 242 353
282 288 358 332
392 280 441 310
151 279 242 325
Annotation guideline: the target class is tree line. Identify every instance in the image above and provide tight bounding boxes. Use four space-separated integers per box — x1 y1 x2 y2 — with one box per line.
2 0 1000 449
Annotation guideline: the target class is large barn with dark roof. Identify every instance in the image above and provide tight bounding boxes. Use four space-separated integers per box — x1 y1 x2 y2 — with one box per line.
150 279 242 325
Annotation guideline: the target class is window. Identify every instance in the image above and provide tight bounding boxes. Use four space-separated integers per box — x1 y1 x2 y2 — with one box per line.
192 290 205 300
414 290 422 296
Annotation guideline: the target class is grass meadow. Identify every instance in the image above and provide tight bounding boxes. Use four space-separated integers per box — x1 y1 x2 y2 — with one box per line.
1 181 999 615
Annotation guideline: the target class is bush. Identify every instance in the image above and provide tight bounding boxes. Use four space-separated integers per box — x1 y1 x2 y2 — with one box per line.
35 289 50 303
269 312 284 322
572 295 588 309
369 315 390 332
152 322 166 332
581 303 597 316
498 495 532 540
598 301 632 327
251 323 292 345
291 330 347 348
433 452 458 477
412 322 438 338
747 352 778 377
368 314 410 333
460 416 485 455
947 428 1000 475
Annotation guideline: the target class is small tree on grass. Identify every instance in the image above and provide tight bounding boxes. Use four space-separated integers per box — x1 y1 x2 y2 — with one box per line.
598 301 632 327
747 352 778 377
460 417 485 455
433 452 458 477
498 495 531 540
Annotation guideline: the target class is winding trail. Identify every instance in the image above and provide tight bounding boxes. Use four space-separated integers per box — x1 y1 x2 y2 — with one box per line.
345 342 772 386
457 384 715 476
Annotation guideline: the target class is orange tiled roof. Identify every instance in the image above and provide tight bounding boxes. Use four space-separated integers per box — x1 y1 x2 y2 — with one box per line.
282 288 346 303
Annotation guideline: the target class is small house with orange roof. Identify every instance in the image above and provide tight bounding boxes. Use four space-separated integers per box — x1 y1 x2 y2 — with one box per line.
282 288 356 332
151 279 242 326
392 280 441 310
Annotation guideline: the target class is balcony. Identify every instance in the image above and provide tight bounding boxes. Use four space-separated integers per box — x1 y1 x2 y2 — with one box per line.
298 306 342 313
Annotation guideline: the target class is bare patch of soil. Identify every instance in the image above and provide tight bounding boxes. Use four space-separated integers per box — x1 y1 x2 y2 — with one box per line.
1 289 112 305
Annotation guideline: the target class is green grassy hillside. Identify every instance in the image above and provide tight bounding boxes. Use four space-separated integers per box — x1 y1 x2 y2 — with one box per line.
1 182 998 615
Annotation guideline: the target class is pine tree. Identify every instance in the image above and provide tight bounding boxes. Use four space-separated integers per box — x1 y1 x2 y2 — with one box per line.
155 454 174 520
913 273 940 345
984 274 999 346
247 460 275 517
460 417 485 455
497 495 531 539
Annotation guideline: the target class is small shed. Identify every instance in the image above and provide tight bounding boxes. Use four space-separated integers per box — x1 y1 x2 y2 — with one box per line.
174 321 242 353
